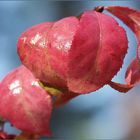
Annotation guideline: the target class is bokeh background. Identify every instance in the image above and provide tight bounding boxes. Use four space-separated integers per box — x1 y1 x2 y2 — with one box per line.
0 1 140 139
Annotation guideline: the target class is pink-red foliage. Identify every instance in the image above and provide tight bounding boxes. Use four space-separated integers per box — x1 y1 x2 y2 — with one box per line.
1 6 140 138
0 66 52 136
17 11 128 94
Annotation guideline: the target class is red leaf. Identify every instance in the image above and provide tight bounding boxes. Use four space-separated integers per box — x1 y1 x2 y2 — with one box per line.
109 81 133 93
68 11 128 93
0 66 52 136
17 10 128 94
0 131 16 139
17 18 79 89
0 131 7 139
106 6 140 59
125 58 140 85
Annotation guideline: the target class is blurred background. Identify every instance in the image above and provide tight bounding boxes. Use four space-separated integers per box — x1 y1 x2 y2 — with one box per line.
0 1 140 139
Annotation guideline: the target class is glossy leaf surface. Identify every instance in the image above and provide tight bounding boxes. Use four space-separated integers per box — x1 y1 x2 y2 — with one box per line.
0 66 52 136
17 18 79 89
18 10 128 94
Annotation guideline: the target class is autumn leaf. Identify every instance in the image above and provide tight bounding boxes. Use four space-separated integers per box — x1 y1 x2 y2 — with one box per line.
106 6 140 59
17 10 128 94
125 58 140 85
106 6 140 89
68 10 127 93
0 66 52 136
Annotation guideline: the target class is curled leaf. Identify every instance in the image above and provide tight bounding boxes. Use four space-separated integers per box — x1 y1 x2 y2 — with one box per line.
0 66 52 136
17 9 128 94
109 81 133 93
106 6 140 90
0 131 16 139
17 18 79 89
68 11 128 93
106 6 140 59
125 58 140 86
